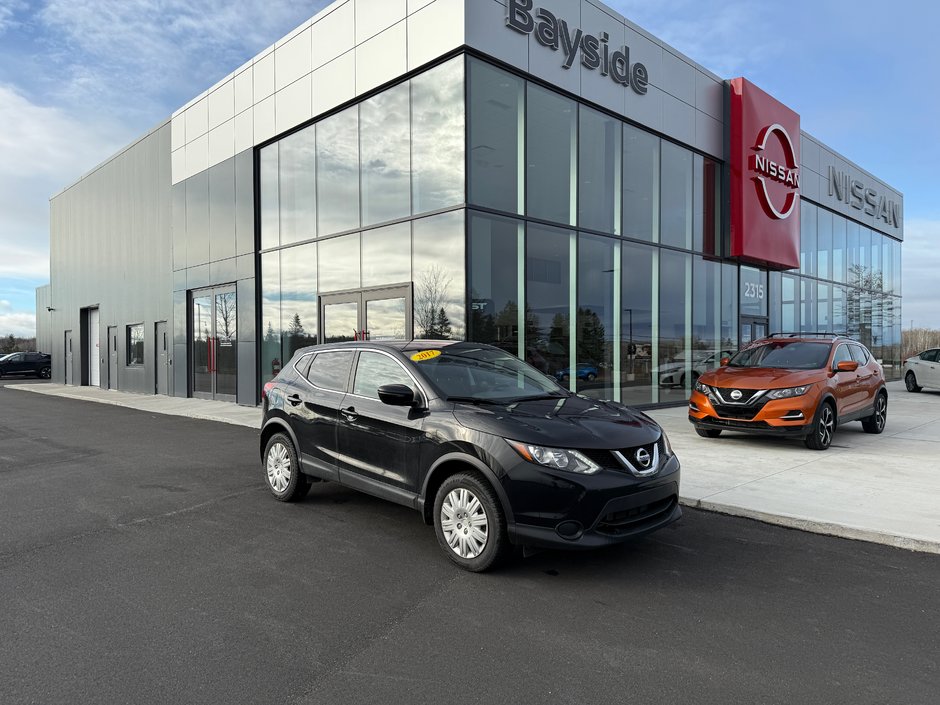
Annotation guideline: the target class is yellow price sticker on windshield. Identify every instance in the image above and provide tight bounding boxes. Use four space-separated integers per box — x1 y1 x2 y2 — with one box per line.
410 350 441 362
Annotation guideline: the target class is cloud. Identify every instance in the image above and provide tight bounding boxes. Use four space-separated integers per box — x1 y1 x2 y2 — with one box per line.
0 0 26 34
0 310 35 338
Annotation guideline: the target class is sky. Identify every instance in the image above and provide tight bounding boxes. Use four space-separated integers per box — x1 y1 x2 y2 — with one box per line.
0 0 938 339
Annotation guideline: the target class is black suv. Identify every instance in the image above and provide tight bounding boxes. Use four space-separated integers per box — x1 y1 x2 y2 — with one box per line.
260 341 681 571
0 352 51 379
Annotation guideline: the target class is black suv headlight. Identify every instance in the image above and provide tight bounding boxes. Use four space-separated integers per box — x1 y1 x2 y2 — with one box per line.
506 440 601 475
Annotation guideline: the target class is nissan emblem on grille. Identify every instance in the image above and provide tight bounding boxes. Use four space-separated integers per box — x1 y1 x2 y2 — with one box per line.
635 448 651 468
730 390 743 400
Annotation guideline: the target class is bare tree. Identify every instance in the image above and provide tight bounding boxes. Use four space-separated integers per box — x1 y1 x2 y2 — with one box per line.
415 264 454 339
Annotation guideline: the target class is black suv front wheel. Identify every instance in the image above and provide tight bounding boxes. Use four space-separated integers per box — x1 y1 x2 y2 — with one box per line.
433 472 508 572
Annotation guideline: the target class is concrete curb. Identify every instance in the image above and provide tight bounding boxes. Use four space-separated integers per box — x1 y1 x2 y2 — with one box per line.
680 497 940 555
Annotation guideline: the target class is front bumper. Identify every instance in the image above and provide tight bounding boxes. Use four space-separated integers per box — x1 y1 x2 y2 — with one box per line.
498 449 682 550
687 389 814 437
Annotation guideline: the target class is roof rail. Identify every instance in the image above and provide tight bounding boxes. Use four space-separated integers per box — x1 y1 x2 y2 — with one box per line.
766 332 845 339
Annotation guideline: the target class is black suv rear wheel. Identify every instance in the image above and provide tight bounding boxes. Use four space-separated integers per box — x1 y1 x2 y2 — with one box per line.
263 433 310 502
433 472 509 572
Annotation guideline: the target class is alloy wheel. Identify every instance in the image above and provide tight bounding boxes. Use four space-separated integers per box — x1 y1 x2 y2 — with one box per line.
818 405 835 447
266 442 291 493
440 487 489 559
874 394 887 431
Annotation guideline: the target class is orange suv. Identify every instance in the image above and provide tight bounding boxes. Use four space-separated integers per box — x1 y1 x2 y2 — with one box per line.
688 334 887 450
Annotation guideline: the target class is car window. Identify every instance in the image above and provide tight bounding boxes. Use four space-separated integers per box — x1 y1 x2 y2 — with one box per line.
295 353 314 378
5 353 24 362
353 351 414 399
26 353 41 361
921 349 939 362
832 344 853 370
728 342 832 370
305 351 354 392
849 345 869 365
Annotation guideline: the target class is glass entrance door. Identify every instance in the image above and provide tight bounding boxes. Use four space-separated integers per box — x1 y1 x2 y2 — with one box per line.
191 285 237 401
319 284 412 344
740 317 769 348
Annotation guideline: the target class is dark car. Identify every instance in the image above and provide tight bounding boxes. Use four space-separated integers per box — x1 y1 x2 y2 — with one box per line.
260 341 681 572
0 351 52 379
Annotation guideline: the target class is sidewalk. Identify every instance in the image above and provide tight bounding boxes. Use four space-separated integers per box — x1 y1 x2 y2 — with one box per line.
8 380 940 554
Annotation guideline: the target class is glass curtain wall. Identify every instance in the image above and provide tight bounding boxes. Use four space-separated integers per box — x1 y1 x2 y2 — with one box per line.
466 56 733 405
258 56 466 384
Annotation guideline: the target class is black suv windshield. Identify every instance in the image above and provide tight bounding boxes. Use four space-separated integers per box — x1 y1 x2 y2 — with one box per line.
728 341 832 370
409 346 568 401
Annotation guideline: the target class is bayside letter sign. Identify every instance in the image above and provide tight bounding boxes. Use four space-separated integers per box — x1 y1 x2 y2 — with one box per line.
728 77 801 271
506 0 649 95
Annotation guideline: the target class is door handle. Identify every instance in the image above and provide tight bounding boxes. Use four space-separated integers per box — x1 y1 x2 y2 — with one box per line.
287 393 302 406
340 406 358 422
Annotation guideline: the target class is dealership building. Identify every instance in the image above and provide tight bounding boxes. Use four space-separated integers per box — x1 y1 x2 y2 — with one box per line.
36 0 904 407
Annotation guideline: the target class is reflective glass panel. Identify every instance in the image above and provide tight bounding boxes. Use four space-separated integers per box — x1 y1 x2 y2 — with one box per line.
693 155 720 254
216 289 238 397
693 257 729 386
832 214 846 284
316 106 360 236
318 234 361 293
412 57 465 214
659 250 691 403
817 282 831 333
660 142 692 249
280 242 318 359
740 266 768 317
413 211 466 340
468 212 522 354
577 233 614 399
468 58 524 215
260 251 281 384
361 83 411 226
279 127 316 245
526 223 572 384
621 241 655 405
323 302 359 343
365 298 408 341
578 106 621 235
353 351 413 398
526 84 577 226
192 293 213 394
817 207 832 281
623 125 658 242
260 144 279 250
362 222 411 287
801 201 817 276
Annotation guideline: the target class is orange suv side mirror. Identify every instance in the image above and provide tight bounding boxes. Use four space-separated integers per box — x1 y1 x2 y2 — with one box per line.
836 360 859 372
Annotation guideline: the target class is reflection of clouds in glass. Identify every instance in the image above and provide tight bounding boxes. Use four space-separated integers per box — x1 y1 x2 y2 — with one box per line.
279 127 316 245
361 83 410 227
260 145 279 250
280 241 318 344
412 57 465 214
362 222 411 287
317 106 360 236
413 211 465 339
318 234 361 293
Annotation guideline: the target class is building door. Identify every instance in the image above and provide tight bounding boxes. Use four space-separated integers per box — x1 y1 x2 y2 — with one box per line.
107 326 119 390
740 317 769 348
191 285 237 402
87 308 100 387
319 284 412 344
155 321 169 395
64 331 72 385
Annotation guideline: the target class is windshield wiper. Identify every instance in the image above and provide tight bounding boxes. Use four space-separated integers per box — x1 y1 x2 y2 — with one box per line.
446 396 513 405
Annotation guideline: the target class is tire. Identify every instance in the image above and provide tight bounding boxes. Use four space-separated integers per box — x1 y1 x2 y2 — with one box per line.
861 392 888 434
39 366 51 379
905 371 922 393
262 433 310 502
433 471 509 573
695 427 722 438
804 402 836 451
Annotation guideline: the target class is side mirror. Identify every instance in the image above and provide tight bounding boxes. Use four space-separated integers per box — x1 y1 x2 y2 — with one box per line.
719 357 731 367
836 360 859 373
377 383 416 406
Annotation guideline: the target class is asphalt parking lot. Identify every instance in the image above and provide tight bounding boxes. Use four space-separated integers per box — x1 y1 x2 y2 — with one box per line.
1 384 938 704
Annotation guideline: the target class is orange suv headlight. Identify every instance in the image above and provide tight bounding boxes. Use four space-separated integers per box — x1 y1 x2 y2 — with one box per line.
766 385 811 400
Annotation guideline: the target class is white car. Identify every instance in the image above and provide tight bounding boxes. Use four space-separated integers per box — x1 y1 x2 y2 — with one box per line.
903 349 940 392
657 350 733 388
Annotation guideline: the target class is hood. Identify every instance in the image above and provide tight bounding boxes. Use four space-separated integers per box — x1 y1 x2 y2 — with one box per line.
452 394 662 449
701 366 827 390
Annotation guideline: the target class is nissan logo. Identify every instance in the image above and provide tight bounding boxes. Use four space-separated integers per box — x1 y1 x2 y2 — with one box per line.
730 390 743 401
635 448 652 468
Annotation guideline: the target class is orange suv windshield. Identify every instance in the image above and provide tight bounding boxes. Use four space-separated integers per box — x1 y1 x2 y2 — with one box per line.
728 341 832 370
